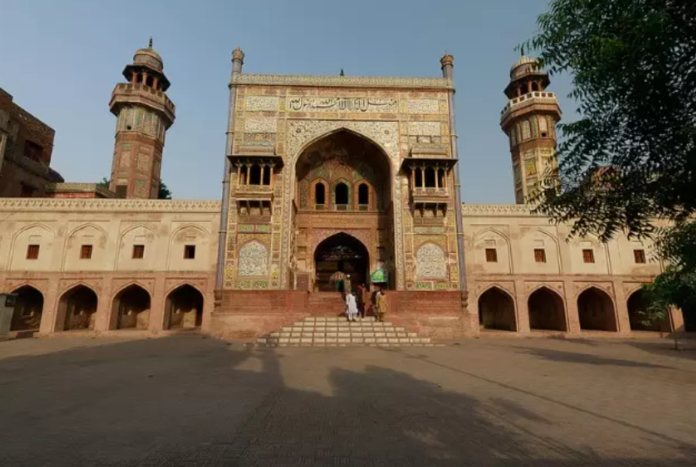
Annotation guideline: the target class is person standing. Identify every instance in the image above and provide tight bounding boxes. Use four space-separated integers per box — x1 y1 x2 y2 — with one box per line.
375 288 389 323
345 290 359 322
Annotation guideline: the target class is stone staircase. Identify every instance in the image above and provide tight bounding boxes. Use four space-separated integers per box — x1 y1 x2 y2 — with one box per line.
256 316 436 347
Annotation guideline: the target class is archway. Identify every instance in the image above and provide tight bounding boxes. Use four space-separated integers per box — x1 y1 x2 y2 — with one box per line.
627 289 667 332
528 287 567 331
478 287 516 331
166 285 204 330
577 287 617 332
10 286 44 331
314 233 369 292
112 285 150 330
295 130 395 289
59 285 98 331
682 305 696 333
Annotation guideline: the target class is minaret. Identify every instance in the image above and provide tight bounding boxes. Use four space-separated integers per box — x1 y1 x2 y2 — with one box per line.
108 39 175 198
500 56 562 204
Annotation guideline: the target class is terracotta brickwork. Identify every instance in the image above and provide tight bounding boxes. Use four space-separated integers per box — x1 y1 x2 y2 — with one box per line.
108 44 175 199
500 57 562 204
0 87 63 198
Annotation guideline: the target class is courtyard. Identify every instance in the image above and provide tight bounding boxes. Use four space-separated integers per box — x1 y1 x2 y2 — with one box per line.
1 336 695 466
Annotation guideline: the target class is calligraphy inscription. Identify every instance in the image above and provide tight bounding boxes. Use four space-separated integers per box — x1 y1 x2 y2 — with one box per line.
286 97 398 113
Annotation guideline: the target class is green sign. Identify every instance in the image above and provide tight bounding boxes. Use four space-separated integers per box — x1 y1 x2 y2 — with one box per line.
370 269 387 283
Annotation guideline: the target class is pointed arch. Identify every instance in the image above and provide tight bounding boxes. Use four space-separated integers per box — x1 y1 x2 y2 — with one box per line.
528 286 567 331
478 286 517 331
58 284 99 331
577 286 618 332
314 232 370 292
10 285 44 332
626 288 667 332
111 283 151 330
165 283 204 330
292 126 394 173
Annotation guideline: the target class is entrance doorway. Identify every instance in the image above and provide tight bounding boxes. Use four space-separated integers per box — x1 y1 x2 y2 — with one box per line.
60 285 98 331
11 285 44 332
112 285 151 330
165 285 204 330
314 233 369 292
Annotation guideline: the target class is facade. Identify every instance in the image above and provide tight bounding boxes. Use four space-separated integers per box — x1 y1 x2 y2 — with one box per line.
0 87 64 198
0 46 693 340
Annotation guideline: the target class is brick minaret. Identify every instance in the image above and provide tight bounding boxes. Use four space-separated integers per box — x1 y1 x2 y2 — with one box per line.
109 39 175 199
500 56 562 204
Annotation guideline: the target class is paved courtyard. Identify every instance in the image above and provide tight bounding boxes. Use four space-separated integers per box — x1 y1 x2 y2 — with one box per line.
1 336 695 466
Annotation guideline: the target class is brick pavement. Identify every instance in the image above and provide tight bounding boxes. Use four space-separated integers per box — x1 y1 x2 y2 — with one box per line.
1 336 695 466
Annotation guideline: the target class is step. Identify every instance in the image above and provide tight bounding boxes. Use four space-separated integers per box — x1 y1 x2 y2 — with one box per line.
257 315 434 347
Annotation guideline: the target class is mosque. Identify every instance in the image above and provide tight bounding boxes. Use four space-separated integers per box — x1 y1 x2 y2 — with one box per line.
0 43 691 342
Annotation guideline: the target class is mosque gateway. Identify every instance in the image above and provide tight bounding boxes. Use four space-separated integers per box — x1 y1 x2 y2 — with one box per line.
0 45 692 342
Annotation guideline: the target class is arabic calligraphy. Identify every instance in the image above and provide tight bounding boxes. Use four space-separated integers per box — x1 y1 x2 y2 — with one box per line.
287 97 398 113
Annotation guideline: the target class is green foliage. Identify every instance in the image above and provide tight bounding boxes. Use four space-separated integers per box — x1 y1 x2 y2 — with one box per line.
522 0 696 326
158 181 172 200
521 0 696 240
340 68 345 76
97 177 110 189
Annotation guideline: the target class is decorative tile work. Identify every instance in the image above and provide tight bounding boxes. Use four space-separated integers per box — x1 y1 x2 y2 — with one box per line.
408 122 441 136
238 240 269 276
282 120 404 290
244 117 277 134
134 180 147 197
0 199 220 212
245 96 279 112
415 243 447 279
286 97 398 113
233 74 451 90
404 100 440 114
137 154 150 171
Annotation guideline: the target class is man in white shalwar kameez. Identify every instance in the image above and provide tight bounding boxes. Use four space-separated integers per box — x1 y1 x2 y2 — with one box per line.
345 291 359 322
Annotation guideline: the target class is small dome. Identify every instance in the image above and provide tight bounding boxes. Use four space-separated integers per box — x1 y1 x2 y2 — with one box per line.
133 46 163 72
511 55 538 72
510 55 541 79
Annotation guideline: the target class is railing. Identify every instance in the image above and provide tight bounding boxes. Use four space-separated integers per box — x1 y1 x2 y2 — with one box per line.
236 184 273 193
500 91 558 117
111 83 176 115
413 187 449 196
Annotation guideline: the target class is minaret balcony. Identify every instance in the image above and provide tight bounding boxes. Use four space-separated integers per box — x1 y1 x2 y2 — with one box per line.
500 91 560 123
109 83 176 126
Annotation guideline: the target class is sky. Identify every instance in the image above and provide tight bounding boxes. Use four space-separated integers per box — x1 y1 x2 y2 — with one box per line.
0 0 576 203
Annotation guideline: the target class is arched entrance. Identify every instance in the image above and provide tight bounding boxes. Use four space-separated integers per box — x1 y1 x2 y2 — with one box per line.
577 287 617 332
478 287 517 331
295 130 394 290
59 285 98 331
111 285 150 330
165 285 204 330
10 286 44 332
627 289 667 332
314 233 369 292
528 287 567 331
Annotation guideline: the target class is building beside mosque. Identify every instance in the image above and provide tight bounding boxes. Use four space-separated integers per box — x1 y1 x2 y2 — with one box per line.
0 44 692 340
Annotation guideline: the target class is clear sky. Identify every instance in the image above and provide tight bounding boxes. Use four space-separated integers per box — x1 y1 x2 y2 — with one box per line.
0 0 575 203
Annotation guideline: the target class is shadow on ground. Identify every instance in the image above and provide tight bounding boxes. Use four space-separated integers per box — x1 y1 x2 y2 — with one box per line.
0 336 693 466
513 346 675 369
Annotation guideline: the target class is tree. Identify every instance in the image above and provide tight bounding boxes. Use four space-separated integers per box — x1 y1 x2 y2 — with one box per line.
158 181 172 200
340 68 345 76
522 0 696 333
97 177 110 189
